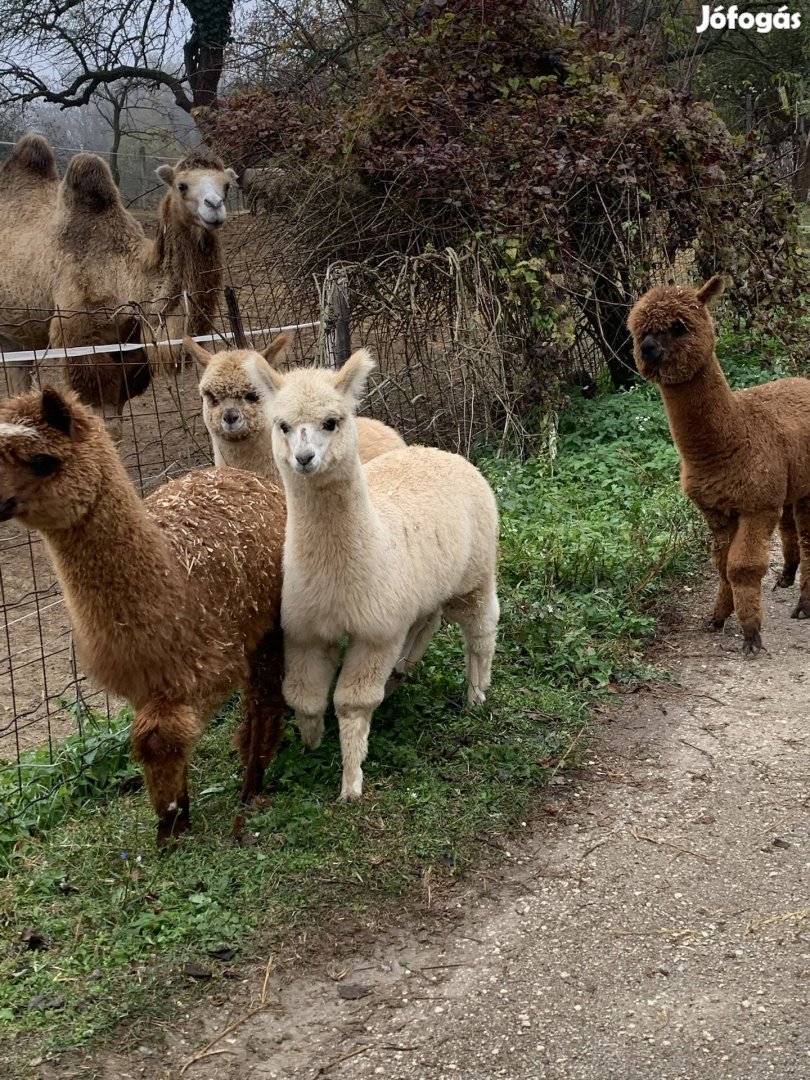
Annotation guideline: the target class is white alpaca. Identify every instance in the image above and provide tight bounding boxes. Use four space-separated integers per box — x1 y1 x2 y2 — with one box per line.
260 350 500 800
185 335 407 482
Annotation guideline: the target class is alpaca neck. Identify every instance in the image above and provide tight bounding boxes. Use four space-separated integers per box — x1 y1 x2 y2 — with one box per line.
659 354 739 463
43 446 178 660
216 437 280 484
144 198 223 332
283 446 381 576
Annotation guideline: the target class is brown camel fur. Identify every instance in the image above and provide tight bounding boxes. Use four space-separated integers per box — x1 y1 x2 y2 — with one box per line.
185 335 407 481
627 275 810 657
0 387 285 846
0 134 236 437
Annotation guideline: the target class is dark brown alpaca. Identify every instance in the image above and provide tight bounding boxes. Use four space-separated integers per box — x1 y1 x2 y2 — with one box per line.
628 276 810 656
0 388 286 845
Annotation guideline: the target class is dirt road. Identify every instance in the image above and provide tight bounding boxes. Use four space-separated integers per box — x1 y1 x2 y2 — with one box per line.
90 558 810 1079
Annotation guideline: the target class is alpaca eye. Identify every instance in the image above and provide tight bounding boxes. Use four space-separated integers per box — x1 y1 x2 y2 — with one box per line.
244 391 260 404
322 417 339 432
178 182 188 194
205 392 219 407
25 453 61 477
671 320 687 338
279 421 290 435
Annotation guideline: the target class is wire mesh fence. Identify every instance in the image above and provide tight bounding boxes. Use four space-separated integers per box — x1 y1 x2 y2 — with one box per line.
0 247 543 837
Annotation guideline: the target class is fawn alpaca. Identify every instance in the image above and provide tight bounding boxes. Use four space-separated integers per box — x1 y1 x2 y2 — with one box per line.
628 275 810 656
0 388 286 845
260 350 500 800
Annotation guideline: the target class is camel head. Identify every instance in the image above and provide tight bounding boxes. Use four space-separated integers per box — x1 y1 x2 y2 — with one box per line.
186 333 291 443
259 349 375 481
0 388 106 532
627 275 725 385
156 149 238 232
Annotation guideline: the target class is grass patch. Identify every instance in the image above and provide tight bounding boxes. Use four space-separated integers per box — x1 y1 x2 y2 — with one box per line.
0 358 723 1071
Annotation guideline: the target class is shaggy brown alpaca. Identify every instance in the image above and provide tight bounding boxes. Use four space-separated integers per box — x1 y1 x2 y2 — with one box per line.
628 275 810 656
185 335 407 480
0 388 286 845
0 135 236 437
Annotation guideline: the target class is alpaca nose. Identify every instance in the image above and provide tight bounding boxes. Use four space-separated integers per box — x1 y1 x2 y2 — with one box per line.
223 408 240 425
204 195 224 210
0 495 17 521
295 448 315 468
640 334 664 363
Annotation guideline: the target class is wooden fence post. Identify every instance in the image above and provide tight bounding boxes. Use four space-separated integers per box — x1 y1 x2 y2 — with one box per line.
224 286 248 348
324 271 351 368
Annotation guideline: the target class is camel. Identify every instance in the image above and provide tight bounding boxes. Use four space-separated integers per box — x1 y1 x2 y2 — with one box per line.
0 134 237 437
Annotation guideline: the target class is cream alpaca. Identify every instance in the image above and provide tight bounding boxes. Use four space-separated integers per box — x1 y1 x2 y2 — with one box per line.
261 350 500 800
0 134 236 436
185 335 407 480
0 387 286 846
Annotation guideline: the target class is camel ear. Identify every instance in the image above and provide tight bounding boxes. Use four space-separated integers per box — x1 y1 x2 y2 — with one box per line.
261 332 292 368
184 337 213 369
696 275 725 305
41 388 73 437
155 164 175 186
333 349 375 404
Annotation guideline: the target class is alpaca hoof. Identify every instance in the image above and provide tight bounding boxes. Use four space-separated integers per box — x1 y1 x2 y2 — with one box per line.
775 572 797 589
791 600 810 620
704 617 726 632
156 814 191 851
467 685 486 706
339 772 363 802
741 632 762 658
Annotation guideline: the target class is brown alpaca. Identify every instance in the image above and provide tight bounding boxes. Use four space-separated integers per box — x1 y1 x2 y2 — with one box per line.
0 388 286 845
185 335 407 481
0 134 236 437
627 275 810 656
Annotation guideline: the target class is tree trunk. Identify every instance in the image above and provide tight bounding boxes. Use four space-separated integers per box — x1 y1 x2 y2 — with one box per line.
109 97 122 188
795 132 810 205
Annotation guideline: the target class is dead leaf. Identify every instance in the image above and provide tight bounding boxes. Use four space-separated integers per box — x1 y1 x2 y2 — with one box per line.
338 983 370 1001
183 962 213 981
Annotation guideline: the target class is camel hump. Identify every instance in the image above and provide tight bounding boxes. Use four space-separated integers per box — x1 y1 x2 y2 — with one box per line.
2 134 58 182
61 153 121 212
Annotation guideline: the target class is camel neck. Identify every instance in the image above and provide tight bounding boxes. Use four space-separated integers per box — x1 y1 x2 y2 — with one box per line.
148 201 223 332
658 355 739 463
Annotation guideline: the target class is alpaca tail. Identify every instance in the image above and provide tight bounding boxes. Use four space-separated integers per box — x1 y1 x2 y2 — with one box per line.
61 153 121 213
2 134 58 182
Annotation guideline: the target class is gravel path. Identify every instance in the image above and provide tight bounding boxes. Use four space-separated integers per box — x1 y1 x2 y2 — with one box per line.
84 558 810 1079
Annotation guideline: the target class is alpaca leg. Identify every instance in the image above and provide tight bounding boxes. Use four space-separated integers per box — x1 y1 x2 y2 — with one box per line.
282 637 339 750
237 628 287 803
776 504 800 588
131 700 200 848
383 609 443 700
790 497 810 619
333 638 404 801
445 584 500 705
727 510 779 656
701 509 738 629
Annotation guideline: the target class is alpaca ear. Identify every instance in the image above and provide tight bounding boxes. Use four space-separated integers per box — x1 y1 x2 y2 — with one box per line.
184 337 212 368
226 167 239 184
696 275 725 305
40 388 73 437
333 349 375 403
255 361 286 395
261 332 292 368
155 164 175 186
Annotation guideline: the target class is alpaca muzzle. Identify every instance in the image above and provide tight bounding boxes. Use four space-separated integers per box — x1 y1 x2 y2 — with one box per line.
640 334 664 364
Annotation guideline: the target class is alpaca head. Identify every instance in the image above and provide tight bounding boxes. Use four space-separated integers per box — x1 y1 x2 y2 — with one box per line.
627 275 725 385
156 149 238 232
187 334 291 445
0 389 105 532
259 349 375 480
